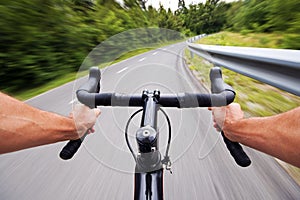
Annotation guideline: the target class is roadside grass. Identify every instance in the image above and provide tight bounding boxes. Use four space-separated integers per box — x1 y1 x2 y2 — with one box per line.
13 40 183 100
13 72 78 100
112 40 184 64
185 31 300 184
12 70 89 100
198 31 285 48
112 48 155 64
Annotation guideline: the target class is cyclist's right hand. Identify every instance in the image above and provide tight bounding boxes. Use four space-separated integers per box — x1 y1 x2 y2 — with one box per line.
68 104 101 140
209 103 244 142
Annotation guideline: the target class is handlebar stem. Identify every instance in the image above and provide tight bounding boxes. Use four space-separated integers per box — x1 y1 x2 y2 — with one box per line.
141 90 160 128
137 90 160 153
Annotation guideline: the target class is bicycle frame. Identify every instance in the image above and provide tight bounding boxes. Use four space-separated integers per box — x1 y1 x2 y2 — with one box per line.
134 170 163 200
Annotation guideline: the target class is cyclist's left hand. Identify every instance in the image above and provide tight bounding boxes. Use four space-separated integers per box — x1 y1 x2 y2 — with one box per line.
69 104 101 139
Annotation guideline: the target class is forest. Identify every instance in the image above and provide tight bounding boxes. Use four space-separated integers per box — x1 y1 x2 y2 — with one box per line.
1 0 299 94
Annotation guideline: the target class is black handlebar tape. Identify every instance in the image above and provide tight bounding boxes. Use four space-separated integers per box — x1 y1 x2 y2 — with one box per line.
210 67 251 167
59 134 87 160
59 67 101 160
221 132 251 167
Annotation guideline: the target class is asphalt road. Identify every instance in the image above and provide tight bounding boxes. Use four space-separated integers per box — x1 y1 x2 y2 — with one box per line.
1 42 299 199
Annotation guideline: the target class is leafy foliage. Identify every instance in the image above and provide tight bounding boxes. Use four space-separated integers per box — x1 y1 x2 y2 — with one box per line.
227 0 300 34
1 0 299 95
176 0 229 34
0 0 184 94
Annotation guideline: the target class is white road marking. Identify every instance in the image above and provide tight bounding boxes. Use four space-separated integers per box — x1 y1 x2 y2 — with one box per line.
138 57 146 62
69 98 78 104
152 51 158 55
116 67 128 74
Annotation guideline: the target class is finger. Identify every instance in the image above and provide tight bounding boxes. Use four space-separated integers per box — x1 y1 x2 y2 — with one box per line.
93 108 101 117
87 128 93 134
213 124 221 132
213 122 222 131
231 102 241 107
213 126 221 132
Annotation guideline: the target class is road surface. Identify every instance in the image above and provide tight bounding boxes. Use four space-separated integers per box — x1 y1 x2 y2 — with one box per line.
1 42 299 199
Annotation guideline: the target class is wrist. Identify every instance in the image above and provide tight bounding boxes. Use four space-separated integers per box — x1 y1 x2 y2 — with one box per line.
223 117 267 145
57 117 78 141
42 111 78 142
222 119 244 142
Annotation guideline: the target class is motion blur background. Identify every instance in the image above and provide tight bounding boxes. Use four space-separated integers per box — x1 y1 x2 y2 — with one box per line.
0 0 300 186
1 0 299 98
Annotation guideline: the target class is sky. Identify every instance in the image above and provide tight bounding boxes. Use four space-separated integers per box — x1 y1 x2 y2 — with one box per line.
116 0 237 11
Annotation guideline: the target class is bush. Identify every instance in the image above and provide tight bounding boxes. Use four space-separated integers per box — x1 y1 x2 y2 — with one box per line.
240 29 253 35
282 34 300 50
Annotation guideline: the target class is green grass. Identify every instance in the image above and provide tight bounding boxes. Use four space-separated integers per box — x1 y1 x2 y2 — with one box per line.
12 72 78 100
112 48 155 64
198 31 285 48
185 31 300 183
11 70 90 100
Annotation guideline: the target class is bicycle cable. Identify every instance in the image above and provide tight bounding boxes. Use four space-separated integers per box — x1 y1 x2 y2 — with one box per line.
159 108 172 160
125 108 172 165
125 109 143 162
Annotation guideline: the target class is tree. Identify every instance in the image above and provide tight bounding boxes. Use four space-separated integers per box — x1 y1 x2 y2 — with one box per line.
176 0 188 15
139 0 148 10
267 0 300 32
179 0 229 34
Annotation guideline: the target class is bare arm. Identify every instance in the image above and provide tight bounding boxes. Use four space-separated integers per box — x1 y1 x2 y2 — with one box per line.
209 103 300 168
0 92 100 154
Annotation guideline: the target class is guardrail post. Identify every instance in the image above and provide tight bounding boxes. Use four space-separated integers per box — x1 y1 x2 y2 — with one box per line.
190 51 194 59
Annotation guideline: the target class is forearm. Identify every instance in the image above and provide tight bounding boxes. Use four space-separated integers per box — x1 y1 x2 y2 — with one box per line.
0 110 76 154
0 92 77 153
224 107 300 167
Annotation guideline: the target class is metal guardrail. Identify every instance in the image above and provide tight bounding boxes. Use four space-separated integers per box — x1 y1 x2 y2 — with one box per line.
186 35 300 96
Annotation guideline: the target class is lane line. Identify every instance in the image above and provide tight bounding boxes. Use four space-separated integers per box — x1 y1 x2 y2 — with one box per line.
69 98 78 105
138 57 146 62
116 67 128 74
152 52 158 55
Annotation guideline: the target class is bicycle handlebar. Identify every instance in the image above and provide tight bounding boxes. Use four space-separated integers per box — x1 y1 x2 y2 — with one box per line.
59 66 251 167
210 68 251 167
75 91 235 108
59 68 100 160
